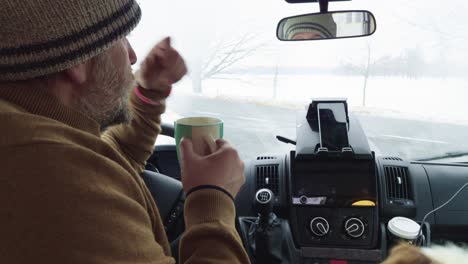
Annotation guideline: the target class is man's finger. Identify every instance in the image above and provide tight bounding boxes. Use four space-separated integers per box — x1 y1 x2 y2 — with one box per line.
170 56 183 70
162 36 171 48
154 47 170 62
156 37 171 52
177 56 187 71
141 55 152 68
180 137 197 163
158 50 179 69
175 57 188 73
171 61 188 83
215 139 229 149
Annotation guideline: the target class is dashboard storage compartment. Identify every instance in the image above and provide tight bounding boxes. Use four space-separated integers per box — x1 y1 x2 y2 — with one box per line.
289 153 379 249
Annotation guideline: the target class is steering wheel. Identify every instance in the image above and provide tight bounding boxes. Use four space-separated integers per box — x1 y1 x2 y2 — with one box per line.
140 170 185 240
140 123 185 258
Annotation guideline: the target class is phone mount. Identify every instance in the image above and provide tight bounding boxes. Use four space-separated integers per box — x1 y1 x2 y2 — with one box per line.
307 99 352 154
296 98 372 158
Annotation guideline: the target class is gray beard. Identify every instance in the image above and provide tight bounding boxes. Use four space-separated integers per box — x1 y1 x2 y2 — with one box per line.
98 91 132 131
74 53 134 131
77 85 133 131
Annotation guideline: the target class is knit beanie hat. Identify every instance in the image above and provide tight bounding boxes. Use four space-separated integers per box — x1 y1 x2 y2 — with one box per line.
0 0 142 81
283 14 337 40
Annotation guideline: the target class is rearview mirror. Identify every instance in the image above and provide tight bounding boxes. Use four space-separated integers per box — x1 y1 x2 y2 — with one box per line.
277 11 376 41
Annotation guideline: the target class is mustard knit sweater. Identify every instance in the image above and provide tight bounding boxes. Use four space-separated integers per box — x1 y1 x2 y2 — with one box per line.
0 84 249 263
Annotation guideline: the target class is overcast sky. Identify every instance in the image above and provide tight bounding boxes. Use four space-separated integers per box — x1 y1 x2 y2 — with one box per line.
129 0 468 70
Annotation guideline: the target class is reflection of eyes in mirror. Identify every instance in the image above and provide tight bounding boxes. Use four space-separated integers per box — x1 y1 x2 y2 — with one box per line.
291 32 323 40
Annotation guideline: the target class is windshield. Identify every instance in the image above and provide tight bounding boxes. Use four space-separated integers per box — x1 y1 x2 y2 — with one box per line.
130 0 468 162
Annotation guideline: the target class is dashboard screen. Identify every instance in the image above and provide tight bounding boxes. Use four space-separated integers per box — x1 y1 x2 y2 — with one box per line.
293 158 376 207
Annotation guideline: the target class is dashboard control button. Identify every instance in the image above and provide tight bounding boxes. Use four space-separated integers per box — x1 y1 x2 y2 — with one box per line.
345 217 366 238
299 196 308 204
309 217 330 237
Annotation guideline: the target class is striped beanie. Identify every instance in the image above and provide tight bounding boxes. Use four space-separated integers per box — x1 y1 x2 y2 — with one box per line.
0 0 142 81
283 14 337 40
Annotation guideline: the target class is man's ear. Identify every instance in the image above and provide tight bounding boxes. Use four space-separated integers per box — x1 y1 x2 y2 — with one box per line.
63 62 89 85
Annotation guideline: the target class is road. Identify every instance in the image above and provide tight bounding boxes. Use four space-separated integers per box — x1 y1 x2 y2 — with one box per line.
164 94 468 162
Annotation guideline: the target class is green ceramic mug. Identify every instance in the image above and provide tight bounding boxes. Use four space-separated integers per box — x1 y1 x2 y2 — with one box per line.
174 117 224 163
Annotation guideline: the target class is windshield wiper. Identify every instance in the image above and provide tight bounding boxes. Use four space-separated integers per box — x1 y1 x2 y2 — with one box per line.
417 151 468 162
276 135 296 145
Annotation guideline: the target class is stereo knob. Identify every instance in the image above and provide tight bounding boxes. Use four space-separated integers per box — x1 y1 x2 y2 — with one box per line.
309 217 330 237
345 218 366 238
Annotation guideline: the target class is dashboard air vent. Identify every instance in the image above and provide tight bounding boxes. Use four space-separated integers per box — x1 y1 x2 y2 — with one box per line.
256 165 279 195
257 156 276 160
384 166 412 201
383 157 403 161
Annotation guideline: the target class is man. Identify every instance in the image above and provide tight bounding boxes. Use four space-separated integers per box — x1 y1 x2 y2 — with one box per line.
282 14 337 40
0 0 249 263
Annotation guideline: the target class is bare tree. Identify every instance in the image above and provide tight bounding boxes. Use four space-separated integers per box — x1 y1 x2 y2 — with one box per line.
362 41 372 107
339 40 373 106
388 0 468 77
272 64 279 99
391 0 467 43
190 32 266 94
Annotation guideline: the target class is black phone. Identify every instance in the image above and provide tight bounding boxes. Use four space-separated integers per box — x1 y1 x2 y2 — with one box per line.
317 103 349 151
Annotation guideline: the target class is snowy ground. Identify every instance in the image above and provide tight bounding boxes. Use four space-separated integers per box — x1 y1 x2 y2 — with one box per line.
173 74 468 124
159 74 468 161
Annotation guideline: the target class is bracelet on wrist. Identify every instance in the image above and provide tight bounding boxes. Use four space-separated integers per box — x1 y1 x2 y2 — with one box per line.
134 85 166 106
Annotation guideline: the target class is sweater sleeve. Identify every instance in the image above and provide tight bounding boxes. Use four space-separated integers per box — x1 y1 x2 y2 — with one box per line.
101 88 166 174
180 189 251 264
101 88 250 263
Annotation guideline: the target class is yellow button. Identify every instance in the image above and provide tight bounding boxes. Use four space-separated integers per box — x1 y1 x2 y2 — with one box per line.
352 200 376 207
